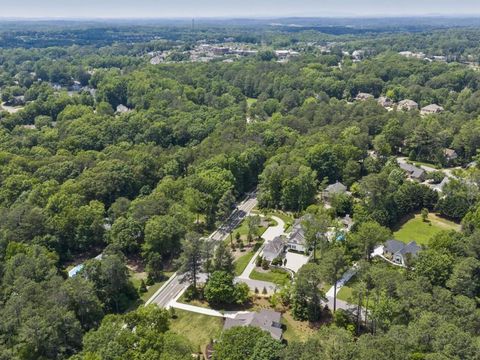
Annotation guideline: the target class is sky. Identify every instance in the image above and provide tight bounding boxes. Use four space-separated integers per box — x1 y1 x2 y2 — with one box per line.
1 0 480 19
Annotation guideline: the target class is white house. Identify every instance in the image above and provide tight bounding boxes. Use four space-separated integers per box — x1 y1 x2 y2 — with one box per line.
383 240 421 267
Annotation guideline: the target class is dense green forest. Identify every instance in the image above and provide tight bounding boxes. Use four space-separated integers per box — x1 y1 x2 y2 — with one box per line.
1 21 480 360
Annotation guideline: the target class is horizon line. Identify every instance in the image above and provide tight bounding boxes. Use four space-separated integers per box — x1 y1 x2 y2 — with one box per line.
2 14 480 21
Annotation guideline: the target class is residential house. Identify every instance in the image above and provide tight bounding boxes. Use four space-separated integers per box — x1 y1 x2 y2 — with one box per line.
444 148 458 163
399 51 426 59
262 235 286 262
223 309 283 340
432 176 450 193
397 99 419 111
355 92 374 101
323 181 347 200
286 219 307 253
399 162 426 182
116 104 131 114
420 104 444 115
383 240 421 267
378 96 394 108
352 50 365 61
341 214 354 232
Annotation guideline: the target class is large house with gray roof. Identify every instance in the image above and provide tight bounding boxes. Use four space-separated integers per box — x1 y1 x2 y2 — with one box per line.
286 219 307 253
262 235 287 262
223 309 283 340
399 162 426 182
383 239 421 267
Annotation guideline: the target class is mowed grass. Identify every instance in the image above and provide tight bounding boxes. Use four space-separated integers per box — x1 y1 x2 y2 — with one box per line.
250 268 291 286
393 213 460 245
227 217 268 245
336 277 357 303
169 309 223 352
234 250 256 276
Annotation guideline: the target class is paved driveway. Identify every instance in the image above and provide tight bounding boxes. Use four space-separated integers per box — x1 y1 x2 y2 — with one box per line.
284 251 309 273
261 216 285 241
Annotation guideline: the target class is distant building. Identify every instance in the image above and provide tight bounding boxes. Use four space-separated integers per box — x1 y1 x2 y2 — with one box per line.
68 253 103 277
340 214 354 232
420 104 444 115
432 176 450 193
223 309 283 340
262 236 286 262
399 162 426 182
383 240 421 267
352 50 365 61
399 51 426 60
212 47 230 55
444 148 458 163
116 104 131 114
355 93 374 101
397 99 419 111
323 181 347 200
378 96 394 108
286 219 307 253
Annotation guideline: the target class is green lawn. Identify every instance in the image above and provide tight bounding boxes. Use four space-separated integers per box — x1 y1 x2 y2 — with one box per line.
234 250 256 276
250 268 291 286
169 309 223 353
246 97 257 107
410 160 440 169
393 213 460 246
225 217 268 245
267 211 295 231
336 274 360 303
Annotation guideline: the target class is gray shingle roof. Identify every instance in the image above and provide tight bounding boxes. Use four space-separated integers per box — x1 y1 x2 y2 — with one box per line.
399 162 425 179
223 309 283 340
325 181 347 194
263 236 286 261
385 239 421 257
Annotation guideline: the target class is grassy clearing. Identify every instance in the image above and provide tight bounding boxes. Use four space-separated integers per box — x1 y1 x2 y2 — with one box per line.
234 250 256 276
336 274 362 304
393 213 460 245
225 217 268 246
250 268 291 286
410 160 440 169
246 97 257 107
252 209 295 232
169 309 223 353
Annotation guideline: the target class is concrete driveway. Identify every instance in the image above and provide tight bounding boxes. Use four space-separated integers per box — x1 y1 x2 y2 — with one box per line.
284 251 309 273
261 216 286 241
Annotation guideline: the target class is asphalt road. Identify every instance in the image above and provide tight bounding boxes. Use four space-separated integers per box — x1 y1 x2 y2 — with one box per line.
209 193 258 242
147 192 258 308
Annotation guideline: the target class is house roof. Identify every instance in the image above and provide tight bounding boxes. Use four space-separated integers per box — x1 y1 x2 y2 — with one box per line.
385 239 405 254
325 181 347 194
399 162 425 179
223 309 283 340
398 99 418 109
263 236 286 260
287 219 306 246
421 104 444 113
444 148 458 158
378 96 394 107
385 239 421 257
399 241 421 257
355 93 374 101
116 104 131 113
